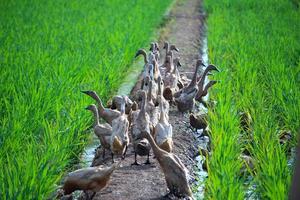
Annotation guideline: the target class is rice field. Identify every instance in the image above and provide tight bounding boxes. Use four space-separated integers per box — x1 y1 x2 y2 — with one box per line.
0 0 173 198
204 0 300 199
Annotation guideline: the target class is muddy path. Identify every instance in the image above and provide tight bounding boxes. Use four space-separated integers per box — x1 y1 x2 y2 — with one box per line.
82 0 207 199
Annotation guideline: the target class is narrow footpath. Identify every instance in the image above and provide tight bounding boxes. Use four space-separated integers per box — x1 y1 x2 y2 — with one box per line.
85 0 207 199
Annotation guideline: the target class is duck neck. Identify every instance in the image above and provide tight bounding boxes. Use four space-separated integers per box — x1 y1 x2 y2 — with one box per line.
93 94 105 112
159 100 167 124
188 64 200 89
197 74 206 92
91 107 100 127
140 50 148 64
203 81 216 96
144 132 164 158
197 66 211 91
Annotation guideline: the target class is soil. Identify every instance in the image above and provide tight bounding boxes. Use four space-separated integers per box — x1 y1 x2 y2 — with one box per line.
79 0 207 199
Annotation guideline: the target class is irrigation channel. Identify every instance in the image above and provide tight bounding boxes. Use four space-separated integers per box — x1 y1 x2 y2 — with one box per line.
77 0 210 199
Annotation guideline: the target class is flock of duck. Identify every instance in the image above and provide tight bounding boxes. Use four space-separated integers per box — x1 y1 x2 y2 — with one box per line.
59 41 219 200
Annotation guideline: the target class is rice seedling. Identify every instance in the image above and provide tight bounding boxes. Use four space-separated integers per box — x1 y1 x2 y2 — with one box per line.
0 0 173 198
203 0 300 199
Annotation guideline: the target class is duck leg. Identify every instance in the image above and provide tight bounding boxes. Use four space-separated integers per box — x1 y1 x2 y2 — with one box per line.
144 152 151 165
121 145 128 159
90 192 96 200
111 153 115 163
102 148 105 159
131 152 140 166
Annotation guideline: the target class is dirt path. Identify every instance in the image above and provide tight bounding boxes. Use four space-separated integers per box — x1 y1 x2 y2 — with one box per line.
85 0 205 199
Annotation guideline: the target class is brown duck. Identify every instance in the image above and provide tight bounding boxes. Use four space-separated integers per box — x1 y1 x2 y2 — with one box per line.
130 90 152 165
154 96 173 153
195 64 219 102
85 104 112 159
189 113 208 130
142 131 193 199
110 95 133 115
62 161 121 199
110 97 129 163
82 90 120 125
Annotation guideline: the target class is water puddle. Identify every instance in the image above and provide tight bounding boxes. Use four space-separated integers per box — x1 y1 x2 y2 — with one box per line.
80 134 100 167
192 129 209 199
192 33 210 199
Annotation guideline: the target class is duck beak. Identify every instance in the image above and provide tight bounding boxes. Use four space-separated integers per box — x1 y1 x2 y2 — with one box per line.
174 47 179 52
211 80 218 85
81 90 92 95
207 64 220 72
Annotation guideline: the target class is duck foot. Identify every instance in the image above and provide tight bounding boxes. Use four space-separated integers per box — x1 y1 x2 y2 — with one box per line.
144 154 151 164
144 159 151 165
131 161 140 166
121 145 128 160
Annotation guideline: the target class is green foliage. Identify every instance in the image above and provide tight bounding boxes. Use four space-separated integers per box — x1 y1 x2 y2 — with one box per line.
203 0 300 199
0 0 172 198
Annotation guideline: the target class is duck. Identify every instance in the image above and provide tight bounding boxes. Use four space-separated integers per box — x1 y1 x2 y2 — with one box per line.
189 113 208 130
195 64 219 102
62 161 121 199
160 42 179 70
154 96 173 153
175 87 198 112
110 97 130 163
173 60 202 112
156 76 170 119
81 90 120 125
142 131 193 199
164 55 178 89
173 57 185 89
110 95 133 115
150 42 160 62
142 73 158 101
85 104 112 159
174 59 203 98
130 90 152 165
135 49 156 83
152 59 161 82
163 41 179 57
162 55 180 101
145 76 160 136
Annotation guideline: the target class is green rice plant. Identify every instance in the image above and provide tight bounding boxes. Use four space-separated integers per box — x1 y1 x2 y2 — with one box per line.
203 0 300 199
0 0 173 198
